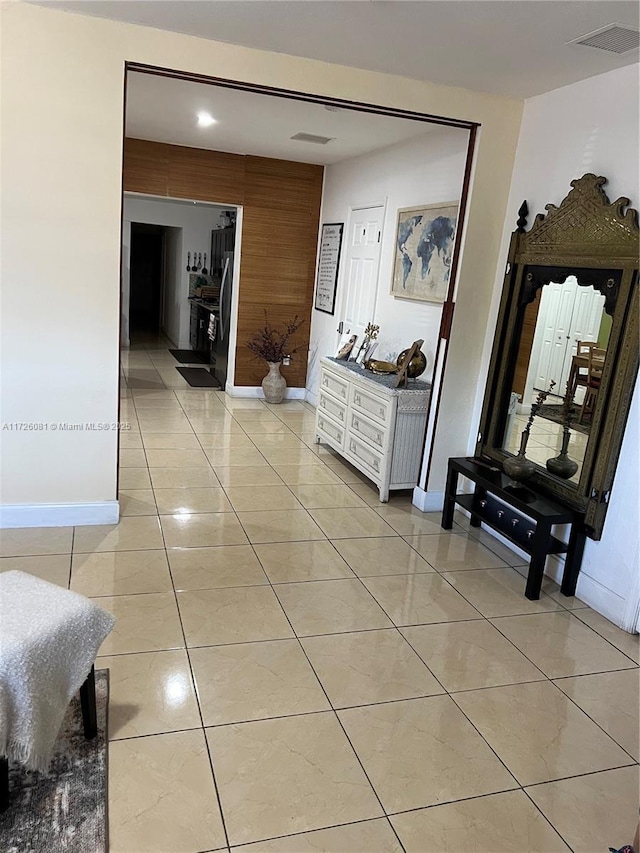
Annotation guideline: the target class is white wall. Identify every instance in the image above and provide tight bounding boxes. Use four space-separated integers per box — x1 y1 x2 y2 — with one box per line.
123 195 227 348
309 127 468 400
473 64 640 627
162 226 183 345
0 2 521 524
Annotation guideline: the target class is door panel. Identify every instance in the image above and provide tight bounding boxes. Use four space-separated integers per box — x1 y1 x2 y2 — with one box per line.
339 205 384 348
528 276 605 399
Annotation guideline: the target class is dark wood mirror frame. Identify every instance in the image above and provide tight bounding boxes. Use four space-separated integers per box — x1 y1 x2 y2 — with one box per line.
476 174 639 540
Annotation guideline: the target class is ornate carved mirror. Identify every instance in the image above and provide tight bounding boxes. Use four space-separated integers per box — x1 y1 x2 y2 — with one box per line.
477 174 638 539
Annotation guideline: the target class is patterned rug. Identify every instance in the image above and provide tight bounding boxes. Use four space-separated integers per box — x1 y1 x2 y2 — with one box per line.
0 669 109 853
537 403 591 436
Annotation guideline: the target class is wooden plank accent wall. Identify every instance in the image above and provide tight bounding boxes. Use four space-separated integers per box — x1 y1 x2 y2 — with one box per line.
122 138 323 387
513 289 542 399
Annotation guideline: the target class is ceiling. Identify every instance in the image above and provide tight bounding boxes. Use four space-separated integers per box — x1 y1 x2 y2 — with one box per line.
33 1 639 98
126 72 445 165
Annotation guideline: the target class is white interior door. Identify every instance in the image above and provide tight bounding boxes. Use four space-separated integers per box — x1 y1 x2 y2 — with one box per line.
338 204 385 348
525 276 605 403
560 285 606 378
531 279 576 394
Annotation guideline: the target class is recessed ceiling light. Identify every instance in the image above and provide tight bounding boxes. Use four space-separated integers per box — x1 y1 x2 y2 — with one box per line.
197 112 217 127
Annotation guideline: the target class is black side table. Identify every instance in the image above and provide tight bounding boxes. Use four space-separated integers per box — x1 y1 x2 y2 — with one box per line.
442 457 586 601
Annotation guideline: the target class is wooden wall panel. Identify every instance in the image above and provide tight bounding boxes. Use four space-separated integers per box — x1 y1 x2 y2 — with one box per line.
123 138 169 196
234 157 322 387
513 289 542 398
167 146 245 206
122 139 323 388
236 308 311 387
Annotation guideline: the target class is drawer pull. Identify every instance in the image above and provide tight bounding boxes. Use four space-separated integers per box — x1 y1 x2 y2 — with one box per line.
354 392 385 420
350 440 380 472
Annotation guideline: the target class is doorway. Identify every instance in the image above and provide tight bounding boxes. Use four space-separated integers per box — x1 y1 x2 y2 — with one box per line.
337 204 385 347
129 223 166 343
524 276 607 408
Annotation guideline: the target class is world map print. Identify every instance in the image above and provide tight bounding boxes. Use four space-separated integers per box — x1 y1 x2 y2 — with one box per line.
391 202 459 303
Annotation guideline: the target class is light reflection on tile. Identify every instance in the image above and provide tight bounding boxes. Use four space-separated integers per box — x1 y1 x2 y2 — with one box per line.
99 649 200 738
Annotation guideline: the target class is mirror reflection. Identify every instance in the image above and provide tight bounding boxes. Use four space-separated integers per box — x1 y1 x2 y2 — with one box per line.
503 276 610 483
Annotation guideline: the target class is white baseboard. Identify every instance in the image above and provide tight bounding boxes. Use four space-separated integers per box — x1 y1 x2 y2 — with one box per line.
412 486 445 513
224 384 306 400
570 573 628 625
0 501 120 528
456 506 631 628
305 388 318 407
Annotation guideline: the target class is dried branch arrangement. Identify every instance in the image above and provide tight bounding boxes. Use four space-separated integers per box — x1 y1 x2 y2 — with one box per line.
246 314 303 363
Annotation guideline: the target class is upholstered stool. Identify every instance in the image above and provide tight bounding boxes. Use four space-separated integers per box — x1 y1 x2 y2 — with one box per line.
0 570 115 812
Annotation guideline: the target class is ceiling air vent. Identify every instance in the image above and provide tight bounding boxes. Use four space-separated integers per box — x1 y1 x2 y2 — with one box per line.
290 132 334 145
568 23 640 54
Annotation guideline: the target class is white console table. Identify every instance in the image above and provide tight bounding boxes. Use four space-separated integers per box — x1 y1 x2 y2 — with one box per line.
315 357 431 501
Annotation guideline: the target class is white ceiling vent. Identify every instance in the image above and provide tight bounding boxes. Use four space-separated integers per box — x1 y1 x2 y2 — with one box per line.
290 132 334 145
568 23 640 54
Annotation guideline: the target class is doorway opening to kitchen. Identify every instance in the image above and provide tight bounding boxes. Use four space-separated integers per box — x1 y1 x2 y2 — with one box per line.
128 223 167 343
121 195 238 389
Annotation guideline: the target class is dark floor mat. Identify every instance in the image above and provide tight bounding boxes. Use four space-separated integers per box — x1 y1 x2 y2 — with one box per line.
169 349 210 365
537 403 590 435
176 367 221 388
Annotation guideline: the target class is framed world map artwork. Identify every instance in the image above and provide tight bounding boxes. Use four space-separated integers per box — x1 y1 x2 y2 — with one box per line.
391 201 459 303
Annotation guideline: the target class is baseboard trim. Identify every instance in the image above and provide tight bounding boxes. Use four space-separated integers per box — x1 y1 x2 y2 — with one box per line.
224 384 306 400
457 506 630 627
0 501 120 528
412 486 445 513
569 572 627 625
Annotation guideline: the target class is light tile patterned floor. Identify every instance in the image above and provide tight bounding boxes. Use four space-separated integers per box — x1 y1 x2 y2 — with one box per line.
1 341 638 852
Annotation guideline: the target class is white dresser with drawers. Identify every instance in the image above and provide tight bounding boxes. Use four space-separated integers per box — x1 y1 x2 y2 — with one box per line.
315 357 431 502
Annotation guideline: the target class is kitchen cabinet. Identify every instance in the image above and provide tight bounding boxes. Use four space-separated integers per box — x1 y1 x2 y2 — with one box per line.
210 227 235 275
190 301 216 358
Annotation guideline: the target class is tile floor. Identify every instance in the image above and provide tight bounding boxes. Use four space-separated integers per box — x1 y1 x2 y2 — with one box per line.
505 408 589 483
1 340 638 852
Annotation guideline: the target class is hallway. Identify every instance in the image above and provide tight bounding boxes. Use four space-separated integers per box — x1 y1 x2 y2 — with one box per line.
1 339 638 852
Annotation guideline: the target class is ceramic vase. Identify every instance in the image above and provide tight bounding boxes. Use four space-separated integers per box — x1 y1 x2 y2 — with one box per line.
262 361 286 404
503 429 536 482
546 429 579 479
